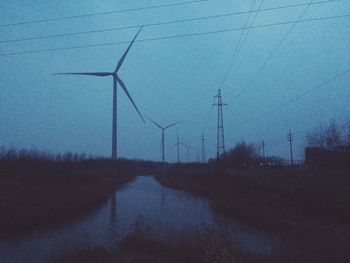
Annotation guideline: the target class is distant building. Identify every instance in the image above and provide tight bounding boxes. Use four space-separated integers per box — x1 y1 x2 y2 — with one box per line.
305 147 350 169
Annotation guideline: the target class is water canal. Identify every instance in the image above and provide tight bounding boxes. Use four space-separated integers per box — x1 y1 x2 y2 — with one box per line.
0 176 280 262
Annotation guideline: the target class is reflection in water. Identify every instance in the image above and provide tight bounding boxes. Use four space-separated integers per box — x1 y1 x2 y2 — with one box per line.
109 191 117 245
0 176 277 263
110 191 117 225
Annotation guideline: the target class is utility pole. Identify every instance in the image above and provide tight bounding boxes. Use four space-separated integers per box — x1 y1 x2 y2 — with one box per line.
186 146 190 163
262 140 265 162
201 134 206 163
287 130 294 167
213 89 227 162
176 133 180 163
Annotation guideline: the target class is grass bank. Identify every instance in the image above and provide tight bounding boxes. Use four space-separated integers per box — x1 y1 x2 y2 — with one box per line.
156 165 350 228
155 165 350 261
53 218 330 263
53 219 247 263
0 159 144 238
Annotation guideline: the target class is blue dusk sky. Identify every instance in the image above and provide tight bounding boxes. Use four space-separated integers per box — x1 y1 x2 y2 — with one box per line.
0 0 349 162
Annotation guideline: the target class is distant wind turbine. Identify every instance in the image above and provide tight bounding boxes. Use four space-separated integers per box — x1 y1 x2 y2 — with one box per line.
172 132 181 163
172 139 191 163
180 142 191 163
55 27 145 160
147 116 182 163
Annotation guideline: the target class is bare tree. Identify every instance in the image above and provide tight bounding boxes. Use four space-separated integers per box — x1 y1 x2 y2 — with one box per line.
306 119 347 149
325 120 343 149
306 129 325 148
343 120 350 146
225 140 259 167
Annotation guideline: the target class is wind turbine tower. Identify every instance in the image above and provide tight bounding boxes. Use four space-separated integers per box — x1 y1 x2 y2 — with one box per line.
196 148 200 163
180 143 191 163
173 132 180 163
55 27 145 160
147 117 182 163
201 134 206 163
173 133 190 163
213 89 227 161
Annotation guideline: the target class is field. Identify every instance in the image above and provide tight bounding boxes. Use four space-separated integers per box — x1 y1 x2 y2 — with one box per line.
0 159 146 238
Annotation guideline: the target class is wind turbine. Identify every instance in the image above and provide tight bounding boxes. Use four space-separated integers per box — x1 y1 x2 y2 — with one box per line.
172 134 192 163
172 132 181 163
147 116 182 163
180 142 191 163
55 27 145 160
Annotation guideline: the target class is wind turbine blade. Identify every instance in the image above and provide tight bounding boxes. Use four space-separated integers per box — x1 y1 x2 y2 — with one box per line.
145 116 163 129
54 72 113 77
180 142 190 148
164 121 183 130
116 76 145 123
115 27 143 73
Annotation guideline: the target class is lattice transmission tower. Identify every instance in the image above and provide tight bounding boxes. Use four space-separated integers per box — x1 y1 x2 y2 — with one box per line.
213 89 227 161
287 130 294 167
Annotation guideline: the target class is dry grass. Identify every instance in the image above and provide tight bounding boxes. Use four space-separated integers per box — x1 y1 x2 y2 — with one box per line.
155 165 350 262
156 166 350 228
53 219 244 263
0 162 137 238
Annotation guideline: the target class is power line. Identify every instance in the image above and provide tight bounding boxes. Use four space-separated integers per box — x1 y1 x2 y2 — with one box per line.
0 0 338 44
221 0 267 90
278 67 350 106
1 13 349 57
248 124 329 150
0 0 210 28
220 0 257 89
236 0 315 98
236 66 350 128
245 118 350 150
233 0 266 64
